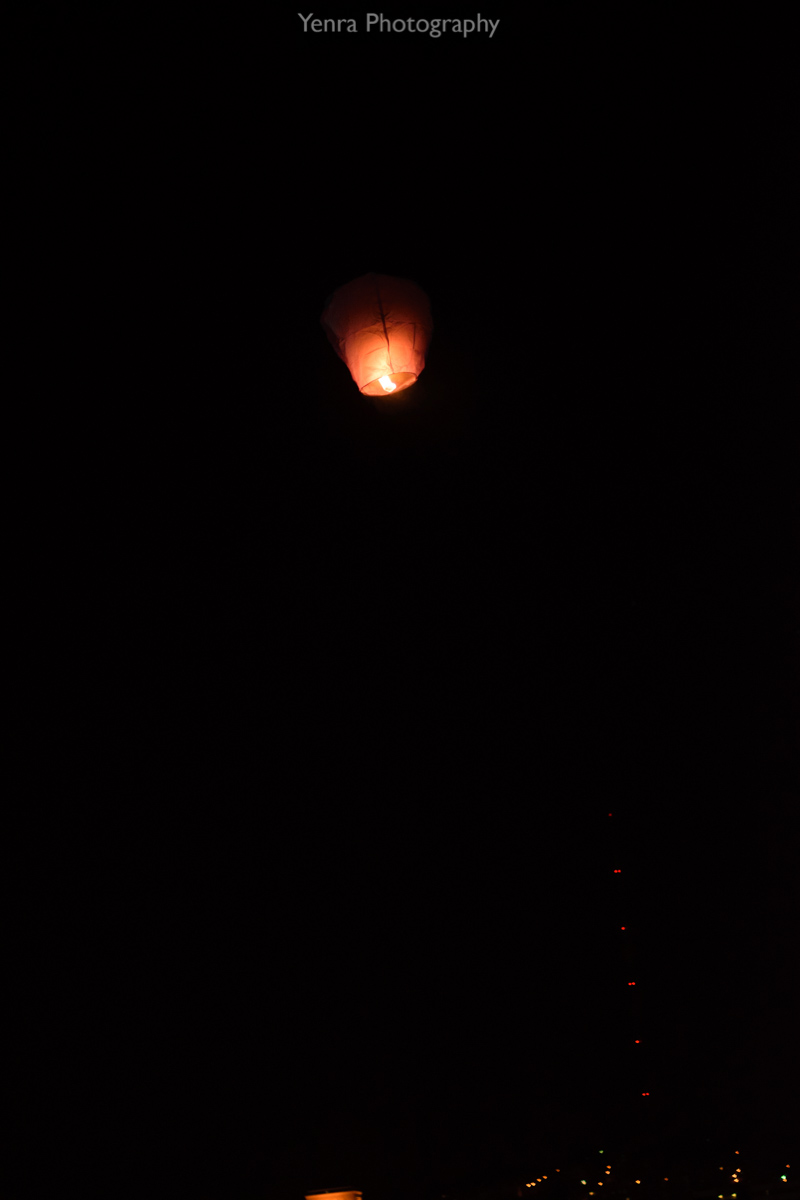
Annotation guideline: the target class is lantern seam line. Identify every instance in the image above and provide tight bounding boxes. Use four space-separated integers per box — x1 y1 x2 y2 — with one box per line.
373 274 394 376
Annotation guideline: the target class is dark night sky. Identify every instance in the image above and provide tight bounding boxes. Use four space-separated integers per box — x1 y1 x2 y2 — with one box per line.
10 7 799 1199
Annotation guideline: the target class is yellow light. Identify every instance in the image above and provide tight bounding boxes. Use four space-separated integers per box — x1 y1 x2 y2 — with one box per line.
379 375 396 392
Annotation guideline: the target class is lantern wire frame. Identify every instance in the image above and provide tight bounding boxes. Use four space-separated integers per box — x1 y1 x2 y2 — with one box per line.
361 371 418 396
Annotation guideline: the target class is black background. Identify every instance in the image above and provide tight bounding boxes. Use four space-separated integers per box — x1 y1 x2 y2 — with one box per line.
10 6 799 1198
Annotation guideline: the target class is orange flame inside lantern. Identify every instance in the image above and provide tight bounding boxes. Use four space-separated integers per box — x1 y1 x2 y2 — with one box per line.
321 272 433 398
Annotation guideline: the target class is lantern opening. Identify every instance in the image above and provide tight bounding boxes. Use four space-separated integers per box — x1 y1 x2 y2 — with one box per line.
361 371 417 397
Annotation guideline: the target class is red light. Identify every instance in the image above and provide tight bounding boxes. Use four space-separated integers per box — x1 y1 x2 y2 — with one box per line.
628 981 636 986
635 1040 640 1044
614 869 621 873
621 926 626 930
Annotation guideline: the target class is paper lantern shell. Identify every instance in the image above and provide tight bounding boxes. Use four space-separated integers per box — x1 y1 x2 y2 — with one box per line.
321 272 433 396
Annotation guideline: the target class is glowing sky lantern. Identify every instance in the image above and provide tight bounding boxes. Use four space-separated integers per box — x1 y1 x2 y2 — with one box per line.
320 272 433 398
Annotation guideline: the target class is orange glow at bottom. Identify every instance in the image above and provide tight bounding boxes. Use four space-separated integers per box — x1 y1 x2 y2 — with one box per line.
305 1193 362 1200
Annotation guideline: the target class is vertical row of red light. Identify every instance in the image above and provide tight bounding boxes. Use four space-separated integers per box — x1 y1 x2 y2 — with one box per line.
607 810 652 1108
